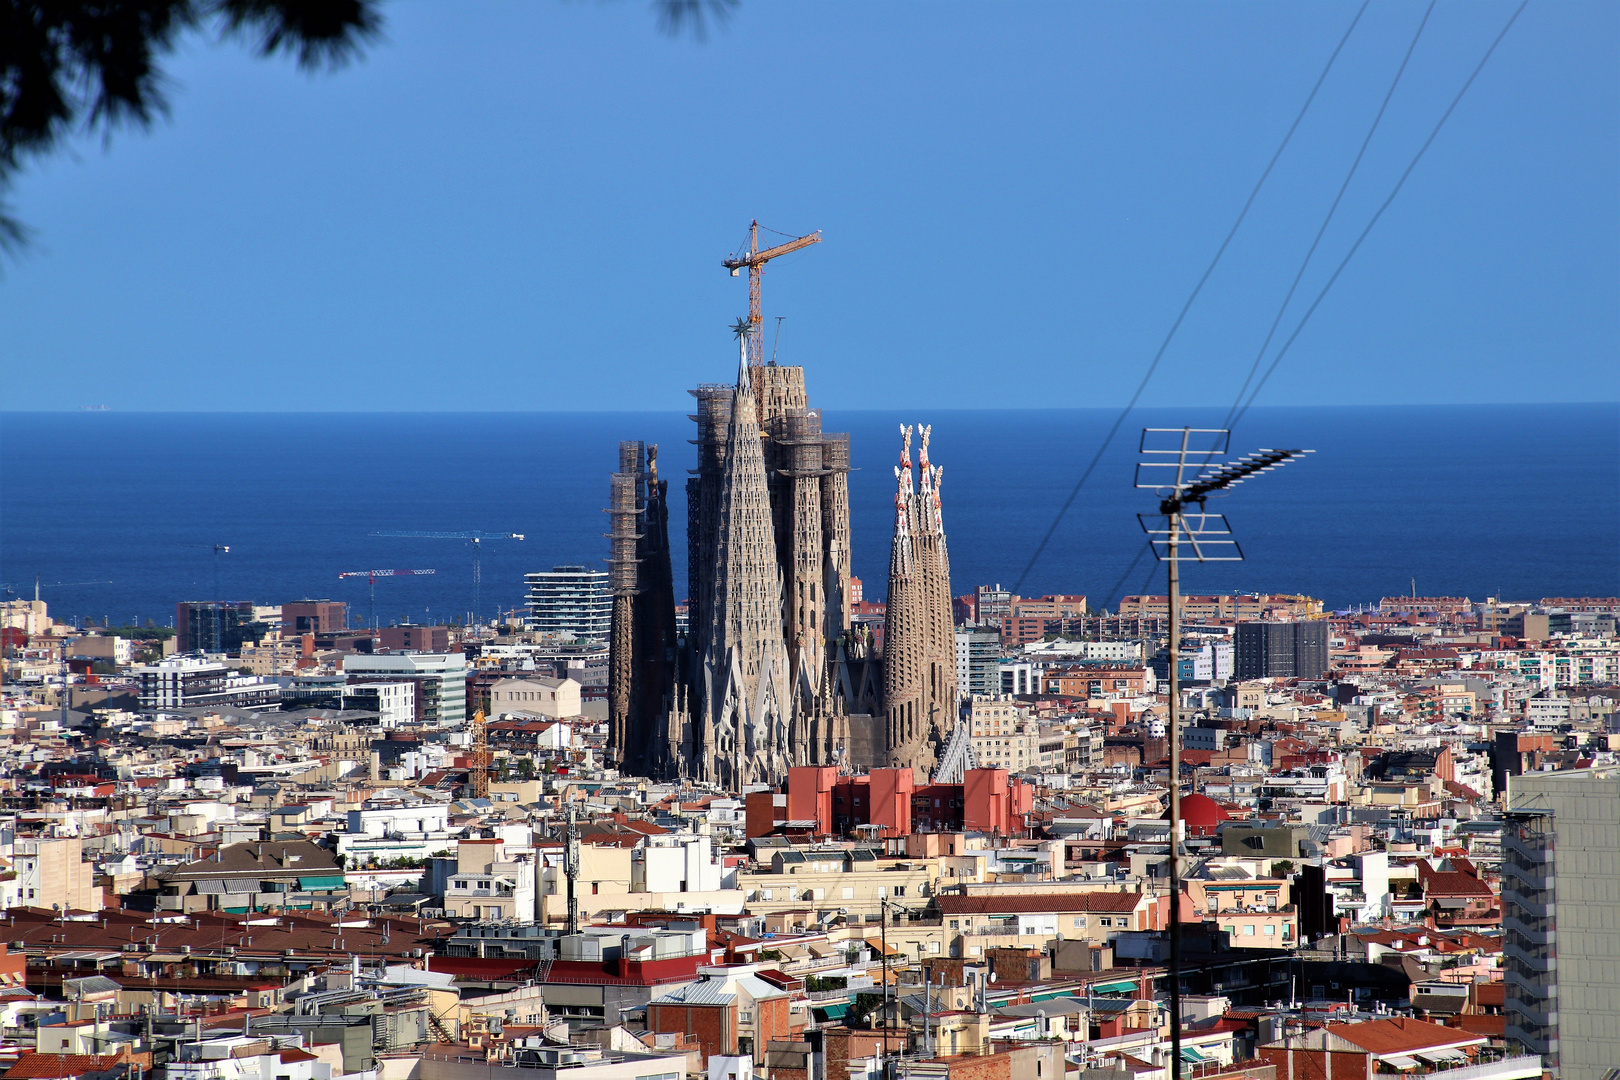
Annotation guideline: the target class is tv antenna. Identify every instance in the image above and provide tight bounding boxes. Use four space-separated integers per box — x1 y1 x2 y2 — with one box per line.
1134 427 1311 1079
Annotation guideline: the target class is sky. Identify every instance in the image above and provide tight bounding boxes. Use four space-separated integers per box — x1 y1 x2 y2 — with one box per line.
1 0 1615 412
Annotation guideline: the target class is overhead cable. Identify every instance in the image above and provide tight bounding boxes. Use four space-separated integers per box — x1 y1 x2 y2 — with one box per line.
1229 0 1529 431
1222 0 1436 432
1008 0 1370 596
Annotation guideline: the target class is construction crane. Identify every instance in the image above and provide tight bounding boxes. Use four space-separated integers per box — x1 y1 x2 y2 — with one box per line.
337 568 437 633
723 220 821 368
370 531 524 626
469 708 490 800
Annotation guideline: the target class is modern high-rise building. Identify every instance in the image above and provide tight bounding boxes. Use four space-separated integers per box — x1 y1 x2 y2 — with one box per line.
174 600 260 653
1233 620 1327 680
525 566 611 643
1504 767 1620 1079
955 627 1001 699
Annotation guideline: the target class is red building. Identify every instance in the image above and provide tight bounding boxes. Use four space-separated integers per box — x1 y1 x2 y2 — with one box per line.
786 766 1032 838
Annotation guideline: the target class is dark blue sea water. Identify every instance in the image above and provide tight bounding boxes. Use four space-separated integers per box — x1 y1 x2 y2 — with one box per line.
2 405 1616 628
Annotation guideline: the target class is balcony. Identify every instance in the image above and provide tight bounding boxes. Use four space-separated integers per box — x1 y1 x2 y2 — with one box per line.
1396 1055 1543 1080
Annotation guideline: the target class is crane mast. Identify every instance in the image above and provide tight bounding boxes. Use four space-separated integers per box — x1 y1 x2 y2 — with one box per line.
723 220 821 368
470 708 490 800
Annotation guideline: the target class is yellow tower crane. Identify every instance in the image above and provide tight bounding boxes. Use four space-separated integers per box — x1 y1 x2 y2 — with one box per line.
723 220 821 368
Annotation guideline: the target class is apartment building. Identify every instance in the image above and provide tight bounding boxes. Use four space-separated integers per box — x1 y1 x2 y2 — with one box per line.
525 565 611 642
1504 767 1620 1079
343 652 467 726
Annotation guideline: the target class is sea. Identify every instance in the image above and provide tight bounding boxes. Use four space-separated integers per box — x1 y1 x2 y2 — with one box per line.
1 404 1615 630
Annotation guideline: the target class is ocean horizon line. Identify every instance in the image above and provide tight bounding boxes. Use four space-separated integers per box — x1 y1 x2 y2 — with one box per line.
4 401 1617 417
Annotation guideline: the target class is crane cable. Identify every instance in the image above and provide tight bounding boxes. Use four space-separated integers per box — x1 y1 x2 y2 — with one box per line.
1227 0 1529 433
1220 0 1436 434
1007 0 1370 597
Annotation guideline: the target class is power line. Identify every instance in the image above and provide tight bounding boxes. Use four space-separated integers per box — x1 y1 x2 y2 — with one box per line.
1222 0 1435 432
1009 0 1369 596
1229 0 1529 431
1097 543 1153 614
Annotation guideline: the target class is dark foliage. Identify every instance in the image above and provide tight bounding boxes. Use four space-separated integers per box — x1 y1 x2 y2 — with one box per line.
0 0 381 248
0 0 730 252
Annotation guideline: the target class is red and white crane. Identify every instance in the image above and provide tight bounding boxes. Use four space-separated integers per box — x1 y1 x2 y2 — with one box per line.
337 568 437 632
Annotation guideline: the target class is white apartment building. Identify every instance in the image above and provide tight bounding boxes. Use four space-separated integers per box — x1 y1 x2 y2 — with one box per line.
343 652 467 727
524 565 611 642
342 681 415 728
632 834 726 894
135 656 281 712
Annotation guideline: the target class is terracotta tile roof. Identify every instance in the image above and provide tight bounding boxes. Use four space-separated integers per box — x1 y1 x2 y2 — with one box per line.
1418 860 1494 899
6 1055 126 1079
936 892 1145 916
1327 1016 1485 1055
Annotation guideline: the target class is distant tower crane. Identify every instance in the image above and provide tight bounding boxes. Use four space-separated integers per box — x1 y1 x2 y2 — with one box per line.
370 531 525 625
723 220 821 368
337 568 437 633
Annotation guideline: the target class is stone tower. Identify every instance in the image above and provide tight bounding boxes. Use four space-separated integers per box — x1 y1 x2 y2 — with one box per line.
673 324 856 786
699 334 793 788
882 424 959 774
606 441 677 778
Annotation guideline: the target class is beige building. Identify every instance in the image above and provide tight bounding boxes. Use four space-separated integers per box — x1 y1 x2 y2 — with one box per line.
738 851 938 925
442 838 536 921
11 835 101 913
966 697 1039 772
935 889 1159 958
490 676 582 718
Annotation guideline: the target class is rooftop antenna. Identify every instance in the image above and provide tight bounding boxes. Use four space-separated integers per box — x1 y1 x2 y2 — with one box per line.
1135 427 1311 1080
564 805 580 936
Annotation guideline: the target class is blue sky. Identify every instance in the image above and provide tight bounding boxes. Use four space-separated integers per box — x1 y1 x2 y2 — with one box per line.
1 0 1614 411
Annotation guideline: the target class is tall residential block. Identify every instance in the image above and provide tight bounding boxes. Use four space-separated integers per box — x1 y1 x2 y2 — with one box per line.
1233 620 1327 680
955 627 1001 699
280 600 346 635
1504 767 1620 1079
525 565 611 643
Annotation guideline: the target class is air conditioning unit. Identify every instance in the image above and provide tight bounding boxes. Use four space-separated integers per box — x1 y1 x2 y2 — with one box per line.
411 948 424 958
180 945 192 955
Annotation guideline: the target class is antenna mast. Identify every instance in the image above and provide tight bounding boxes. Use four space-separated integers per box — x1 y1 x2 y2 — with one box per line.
564 806 580 936
1136 428 1311 1080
